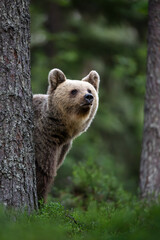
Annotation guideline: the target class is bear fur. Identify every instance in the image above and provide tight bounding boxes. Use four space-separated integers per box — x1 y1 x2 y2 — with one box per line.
33 68 100 202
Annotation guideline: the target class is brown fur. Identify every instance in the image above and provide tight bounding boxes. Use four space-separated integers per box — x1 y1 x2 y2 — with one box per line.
33 68 100 202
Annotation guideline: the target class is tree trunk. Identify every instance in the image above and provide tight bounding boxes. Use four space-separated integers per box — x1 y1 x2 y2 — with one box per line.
0 0 38 211
140 0 160 200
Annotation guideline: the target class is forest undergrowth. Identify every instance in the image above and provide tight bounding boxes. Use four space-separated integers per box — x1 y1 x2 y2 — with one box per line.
0 159 159 240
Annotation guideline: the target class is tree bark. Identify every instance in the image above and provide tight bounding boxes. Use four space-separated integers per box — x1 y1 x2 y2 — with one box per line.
140 0 160 200
0 0 38 211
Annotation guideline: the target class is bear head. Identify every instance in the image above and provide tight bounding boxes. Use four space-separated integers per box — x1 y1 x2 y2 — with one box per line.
47 68 100 137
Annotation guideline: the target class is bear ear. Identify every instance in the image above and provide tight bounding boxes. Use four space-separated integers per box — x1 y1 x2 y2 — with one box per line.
47 68 66 94
82 70 100 92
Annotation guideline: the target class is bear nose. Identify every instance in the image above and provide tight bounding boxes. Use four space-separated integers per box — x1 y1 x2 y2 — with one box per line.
84 93 94 104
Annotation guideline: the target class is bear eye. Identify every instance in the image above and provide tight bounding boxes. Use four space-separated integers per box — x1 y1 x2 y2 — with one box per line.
71 89 78 95
87 89 92 93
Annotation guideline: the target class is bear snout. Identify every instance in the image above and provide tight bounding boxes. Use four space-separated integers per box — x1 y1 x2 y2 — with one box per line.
84 93 94 104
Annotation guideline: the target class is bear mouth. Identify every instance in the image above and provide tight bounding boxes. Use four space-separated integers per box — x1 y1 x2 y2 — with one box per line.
79 103 92 114
75 101 92 115
75 103 92 116
80 103 92 108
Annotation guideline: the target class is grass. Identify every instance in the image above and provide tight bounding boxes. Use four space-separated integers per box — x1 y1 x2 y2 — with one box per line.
0 198 160 240
0 159 159 240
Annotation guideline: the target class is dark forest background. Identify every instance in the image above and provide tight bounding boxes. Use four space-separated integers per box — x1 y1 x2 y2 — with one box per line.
30 0 147 206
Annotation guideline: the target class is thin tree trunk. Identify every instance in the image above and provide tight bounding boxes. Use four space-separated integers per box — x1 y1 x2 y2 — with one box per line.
0 0 38 211
140 0 160 199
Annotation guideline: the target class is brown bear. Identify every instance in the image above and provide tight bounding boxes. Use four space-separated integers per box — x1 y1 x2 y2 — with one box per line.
33 68 100 202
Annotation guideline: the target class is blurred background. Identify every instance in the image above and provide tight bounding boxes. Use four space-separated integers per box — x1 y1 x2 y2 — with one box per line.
30 0 148 208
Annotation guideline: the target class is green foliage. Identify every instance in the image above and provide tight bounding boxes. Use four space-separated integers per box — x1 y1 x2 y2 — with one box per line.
57 158 131 209
1 198 160 240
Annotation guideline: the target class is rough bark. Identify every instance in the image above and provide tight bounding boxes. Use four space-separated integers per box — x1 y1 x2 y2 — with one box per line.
0 0 38 211
140 0 160 199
